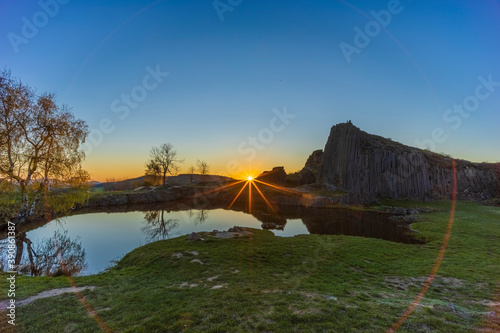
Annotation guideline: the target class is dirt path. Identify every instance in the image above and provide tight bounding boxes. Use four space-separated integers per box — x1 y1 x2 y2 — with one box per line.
0 286 96 310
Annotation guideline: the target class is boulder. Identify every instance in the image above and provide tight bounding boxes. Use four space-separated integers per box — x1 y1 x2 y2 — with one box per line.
187 232 203 241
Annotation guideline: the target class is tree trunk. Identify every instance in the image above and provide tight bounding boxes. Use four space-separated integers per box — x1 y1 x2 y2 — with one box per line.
13 197 40 226
12 191 29 225
14 236 24 270
26 240 36 276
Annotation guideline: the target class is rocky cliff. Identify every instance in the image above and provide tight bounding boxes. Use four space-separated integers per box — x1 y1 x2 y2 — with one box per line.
318 121 500 203
256 167 287 185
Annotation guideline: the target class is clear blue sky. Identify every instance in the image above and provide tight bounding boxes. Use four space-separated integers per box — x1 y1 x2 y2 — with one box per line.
1 0 499 181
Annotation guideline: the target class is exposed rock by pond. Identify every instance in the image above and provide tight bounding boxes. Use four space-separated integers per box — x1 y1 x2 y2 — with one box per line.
187 232 203 241
213 226 254 239
318 121 500 204
388 215 420 224
256 167 287 186
82 185 200 208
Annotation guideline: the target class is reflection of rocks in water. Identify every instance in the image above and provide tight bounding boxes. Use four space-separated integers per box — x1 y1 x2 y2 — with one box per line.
252 211 286 230
142 210 179 242
67 199 424 245
302 210 424 244
261 222 284 230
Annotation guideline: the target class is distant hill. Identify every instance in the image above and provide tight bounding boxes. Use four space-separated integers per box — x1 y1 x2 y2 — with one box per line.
93 174 236 191
164 174 235 184
92 176 147 191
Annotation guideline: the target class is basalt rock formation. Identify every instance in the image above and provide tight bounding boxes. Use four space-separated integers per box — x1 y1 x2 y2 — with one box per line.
299 150 324 185
256 167 287 186
286 150 324 187
317 121 500 203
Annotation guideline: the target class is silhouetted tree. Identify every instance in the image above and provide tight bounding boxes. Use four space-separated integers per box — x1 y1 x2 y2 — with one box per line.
197 160 210 181
146 143 183 185
188 166 195 183
145 160 162 185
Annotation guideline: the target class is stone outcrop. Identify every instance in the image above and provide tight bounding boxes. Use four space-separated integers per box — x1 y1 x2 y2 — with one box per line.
256 167 287 185
298 150 324 185
318 121 500 203
79 185 200 209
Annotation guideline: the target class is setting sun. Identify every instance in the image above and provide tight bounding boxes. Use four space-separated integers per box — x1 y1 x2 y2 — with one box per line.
247 176 253 181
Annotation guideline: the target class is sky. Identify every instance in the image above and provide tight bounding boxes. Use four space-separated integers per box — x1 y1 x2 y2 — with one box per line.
1 0 499 181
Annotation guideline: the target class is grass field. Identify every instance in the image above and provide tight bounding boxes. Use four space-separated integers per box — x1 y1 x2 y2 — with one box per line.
1 200 499 332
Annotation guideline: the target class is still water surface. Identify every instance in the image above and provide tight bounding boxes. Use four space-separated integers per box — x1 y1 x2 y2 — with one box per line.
2 202 422 275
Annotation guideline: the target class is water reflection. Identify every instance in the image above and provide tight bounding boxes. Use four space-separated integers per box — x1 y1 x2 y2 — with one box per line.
214 200 423 244
302 213 423 244
1 201 424 275
141 209 210 242
11 229 87 276
186 209 209 225
142 210 179 242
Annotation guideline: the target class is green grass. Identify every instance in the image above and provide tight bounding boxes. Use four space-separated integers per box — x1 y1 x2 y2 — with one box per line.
1 200 499 332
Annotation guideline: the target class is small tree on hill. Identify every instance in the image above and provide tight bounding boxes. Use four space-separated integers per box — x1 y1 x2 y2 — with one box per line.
145 143 183 185
197 160 210 181
188 166 195 183
145 160 162 185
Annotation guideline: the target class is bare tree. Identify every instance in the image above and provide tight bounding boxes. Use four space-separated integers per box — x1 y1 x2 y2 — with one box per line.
146 143 183 186
0 69 89 225
197 160 210 181
171 164 180 176
188 166 195 183
145 160 162 185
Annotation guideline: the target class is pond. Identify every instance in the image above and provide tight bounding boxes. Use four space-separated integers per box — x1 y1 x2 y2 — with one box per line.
1 201 423 276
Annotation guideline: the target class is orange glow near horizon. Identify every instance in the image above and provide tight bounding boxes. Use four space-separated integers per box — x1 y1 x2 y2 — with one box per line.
226 176 303 213
83 152 307 183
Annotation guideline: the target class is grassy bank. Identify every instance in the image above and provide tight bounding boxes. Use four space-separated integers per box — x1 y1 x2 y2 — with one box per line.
1 200 499 332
